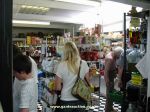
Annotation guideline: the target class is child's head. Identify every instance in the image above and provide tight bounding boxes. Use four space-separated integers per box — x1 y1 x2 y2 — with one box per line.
13 54 32 80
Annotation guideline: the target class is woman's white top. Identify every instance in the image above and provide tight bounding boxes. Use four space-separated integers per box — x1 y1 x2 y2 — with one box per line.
56 60 89 101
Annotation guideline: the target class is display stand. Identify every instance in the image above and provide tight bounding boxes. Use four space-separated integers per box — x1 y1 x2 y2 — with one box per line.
146 15 150 112
40 72 56 112
123 10 149 112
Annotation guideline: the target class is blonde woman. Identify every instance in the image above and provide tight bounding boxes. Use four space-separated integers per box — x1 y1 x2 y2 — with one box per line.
55 41 90 112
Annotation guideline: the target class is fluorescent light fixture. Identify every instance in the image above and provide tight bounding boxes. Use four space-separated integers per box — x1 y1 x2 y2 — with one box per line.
136 7 143 12
55 0 100 6
20 5 49 12
33 6 38 9
13 20 50 25
26 6 33 8
21 5 26 8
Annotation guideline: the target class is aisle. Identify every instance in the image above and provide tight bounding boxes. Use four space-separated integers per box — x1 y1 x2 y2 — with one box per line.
37 77 121 112
88 94 121 112
37 95 121 112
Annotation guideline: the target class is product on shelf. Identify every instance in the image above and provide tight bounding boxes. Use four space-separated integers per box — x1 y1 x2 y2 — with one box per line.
131 72 143 86
27 36 31 45
89 64 97 76
99 59 105 76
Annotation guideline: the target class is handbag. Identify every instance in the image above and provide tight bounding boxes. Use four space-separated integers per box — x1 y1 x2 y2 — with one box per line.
71 60 91 102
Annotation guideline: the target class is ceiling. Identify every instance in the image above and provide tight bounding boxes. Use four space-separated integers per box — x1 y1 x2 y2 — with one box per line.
13 0 102 24
13 0 150 29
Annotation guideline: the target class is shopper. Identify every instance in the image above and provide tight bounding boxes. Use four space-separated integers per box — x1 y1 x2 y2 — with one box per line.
104 46 123 112
116 48 134 112
101 46 109 59
13 54 38 112
55 41 90 112
116 49 133 90
13 45 38 84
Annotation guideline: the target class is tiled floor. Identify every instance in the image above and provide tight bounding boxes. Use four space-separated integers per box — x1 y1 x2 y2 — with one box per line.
37 76 121 112
88 94 121 112
37 95 121 112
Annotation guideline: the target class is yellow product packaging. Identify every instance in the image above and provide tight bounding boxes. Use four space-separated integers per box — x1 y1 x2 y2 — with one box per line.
131 72 143 86
48 81 55 91
26 36 31 45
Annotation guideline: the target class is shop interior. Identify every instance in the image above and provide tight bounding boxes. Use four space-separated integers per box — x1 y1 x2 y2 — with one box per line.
0 0 150 112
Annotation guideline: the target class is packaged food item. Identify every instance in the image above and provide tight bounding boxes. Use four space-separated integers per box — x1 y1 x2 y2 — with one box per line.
131 72 143 86
89 64 97 76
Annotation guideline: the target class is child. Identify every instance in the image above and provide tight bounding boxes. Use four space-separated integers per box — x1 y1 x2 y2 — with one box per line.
13 54 38 112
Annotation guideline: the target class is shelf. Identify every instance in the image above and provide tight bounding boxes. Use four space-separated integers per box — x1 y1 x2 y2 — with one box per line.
86 61 100 63
18 46 29 47
104 38 123 42
13 38 26 41
18 45 41 47
77 43 100 47
127 10 149 18
80 50 100 52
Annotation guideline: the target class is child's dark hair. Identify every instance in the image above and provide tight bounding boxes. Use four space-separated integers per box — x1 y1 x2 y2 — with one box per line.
13 54 32 74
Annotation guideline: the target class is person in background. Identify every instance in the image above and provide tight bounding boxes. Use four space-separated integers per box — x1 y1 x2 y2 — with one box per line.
116 48 134 112
13 45 38 83
13 54 38 112
13 45 23 81
104 46 123 112
100 46 108 59
28 46 35 57
116 48 133 90
55 41 91 112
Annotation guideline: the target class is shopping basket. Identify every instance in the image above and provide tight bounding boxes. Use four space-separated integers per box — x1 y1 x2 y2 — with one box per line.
109 89 123 104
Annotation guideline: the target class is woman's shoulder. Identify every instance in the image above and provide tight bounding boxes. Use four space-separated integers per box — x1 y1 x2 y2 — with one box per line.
58 61 67 66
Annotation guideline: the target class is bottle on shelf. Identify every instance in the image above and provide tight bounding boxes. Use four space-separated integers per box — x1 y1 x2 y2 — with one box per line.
51 35 55 44
126 103 132 112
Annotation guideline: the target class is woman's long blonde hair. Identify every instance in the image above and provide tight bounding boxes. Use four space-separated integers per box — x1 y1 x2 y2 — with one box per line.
63 41 80 74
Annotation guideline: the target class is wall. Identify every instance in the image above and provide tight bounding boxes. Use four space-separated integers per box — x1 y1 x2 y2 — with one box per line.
13 23 82 37
13 27 64 36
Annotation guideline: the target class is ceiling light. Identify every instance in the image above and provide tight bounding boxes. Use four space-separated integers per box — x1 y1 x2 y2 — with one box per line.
21 5 26 8
39 7 44 9
43 8 49 11
136 7 143 12
13 20 50 25
33 6 38 9
19 5 49 15
26 6 33 8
